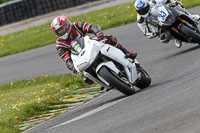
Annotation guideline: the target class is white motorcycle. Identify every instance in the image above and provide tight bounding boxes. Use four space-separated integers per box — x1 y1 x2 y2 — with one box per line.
70 36 151 96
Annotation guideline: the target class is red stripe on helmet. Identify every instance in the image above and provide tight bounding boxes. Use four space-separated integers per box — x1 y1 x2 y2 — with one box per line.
51 22 56 31
57 17 61 23
58 16 68 26
52 27 56 31
60 21 66 26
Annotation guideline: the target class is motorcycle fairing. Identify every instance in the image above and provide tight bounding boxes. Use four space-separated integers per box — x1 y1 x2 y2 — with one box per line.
97 45 138 84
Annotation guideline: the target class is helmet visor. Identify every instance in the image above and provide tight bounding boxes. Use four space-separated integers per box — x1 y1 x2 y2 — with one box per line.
137 4 150 15
54 23 70 37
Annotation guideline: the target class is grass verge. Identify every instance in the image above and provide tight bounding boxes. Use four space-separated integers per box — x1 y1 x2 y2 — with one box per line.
0 0 200 57
0 74 99 133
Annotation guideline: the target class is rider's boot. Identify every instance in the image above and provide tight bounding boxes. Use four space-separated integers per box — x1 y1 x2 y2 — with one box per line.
119 45 137 60
106 36 137 60
179 7 200 22
184 9 200 22
185 11 200 22
125 51 138 60
175 40 182 48
191 15 200 22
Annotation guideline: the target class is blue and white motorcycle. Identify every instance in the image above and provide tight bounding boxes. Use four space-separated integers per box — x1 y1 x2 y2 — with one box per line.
70 36 151 96
157 4 200 44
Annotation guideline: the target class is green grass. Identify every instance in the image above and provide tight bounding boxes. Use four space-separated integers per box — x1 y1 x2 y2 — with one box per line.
182 0 200 8
0 74 97 133
0 2 136 57
0 1 200 131
0 1 199 58
0 0 12 4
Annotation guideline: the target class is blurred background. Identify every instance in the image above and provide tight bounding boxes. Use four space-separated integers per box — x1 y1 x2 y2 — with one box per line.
0 0 100 26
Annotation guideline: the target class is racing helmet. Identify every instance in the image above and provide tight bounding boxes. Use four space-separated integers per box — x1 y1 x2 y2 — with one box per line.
51 16 72 40
134 0 150 18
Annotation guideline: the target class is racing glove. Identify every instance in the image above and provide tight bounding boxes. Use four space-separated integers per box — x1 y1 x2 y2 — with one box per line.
95 31 104 41
66 58 77 74
72 68 77 74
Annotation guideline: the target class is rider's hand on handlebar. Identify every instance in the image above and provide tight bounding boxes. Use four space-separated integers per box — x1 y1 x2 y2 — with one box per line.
96 31 104 41
72 68 77 75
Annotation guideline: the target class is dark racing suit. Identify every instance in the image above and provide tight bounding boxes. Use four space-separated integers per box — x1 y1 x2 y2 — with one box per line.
56 21 137 76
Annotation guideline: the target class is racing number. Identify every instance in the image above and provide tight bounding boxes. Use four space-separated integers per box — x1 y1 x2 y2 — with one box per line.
158 11 167 21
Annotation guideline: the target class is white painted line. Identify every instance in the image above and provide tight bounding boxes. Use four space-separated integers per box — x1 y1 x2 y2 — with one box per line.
47 94 127 131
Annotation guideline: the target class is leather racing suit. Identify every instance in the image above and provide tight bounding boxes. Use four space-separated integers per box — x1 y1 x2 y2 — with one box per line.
136 0 200 44
56 21 137 75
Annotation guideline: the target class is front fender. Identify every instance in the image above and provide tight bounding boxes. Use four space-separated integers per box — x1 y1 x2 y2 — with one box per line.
96 61 120 74
96 61 120 86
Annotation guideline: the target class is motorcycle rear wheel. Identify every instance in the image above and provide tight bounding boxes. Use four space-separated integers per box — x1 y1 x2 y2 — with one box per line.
179 24 200 43
98 66 135 96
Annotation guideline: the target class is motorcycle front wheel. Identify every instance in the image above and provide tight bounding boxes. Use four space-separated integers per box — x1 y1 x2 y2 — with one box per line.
179 24 200 43
98 66 135 96
135 66 151 89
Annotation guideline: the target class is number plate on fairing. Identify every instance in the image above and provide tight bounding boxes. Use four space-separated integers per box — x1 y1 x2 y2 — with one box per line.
158 5 169 22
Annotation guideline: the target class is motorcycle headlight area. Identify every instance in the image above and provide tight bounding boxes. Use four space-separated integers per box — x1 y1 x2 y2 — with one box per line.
77 62 90 72
159 15 172 27
89 45 100 63
165 15 172 23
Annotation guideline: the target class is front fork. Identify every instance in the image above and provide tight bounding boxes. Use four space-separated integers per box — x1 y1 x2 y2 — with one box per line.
171 17 199 34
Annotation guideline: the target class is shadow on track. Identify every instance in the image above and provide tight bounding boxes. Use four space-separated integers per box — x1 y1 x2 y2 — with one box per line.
152 45 200 64
169 45 200 57
136 78 174 93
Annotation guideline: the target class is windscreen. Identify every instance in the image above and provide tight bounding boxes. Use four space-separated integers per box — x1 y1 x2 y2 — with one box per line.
70 38 84 53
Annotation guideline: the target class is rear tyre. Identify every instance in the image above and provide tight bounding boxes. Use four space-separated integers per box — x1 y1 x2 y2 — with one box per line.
135 66 151 89
98 66 135 96
179 24 200 43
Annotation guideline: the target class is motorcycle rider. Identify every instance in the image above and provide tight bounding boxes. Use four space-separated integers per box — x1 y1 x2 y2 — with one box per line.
134 0 200 48
51 16 137 85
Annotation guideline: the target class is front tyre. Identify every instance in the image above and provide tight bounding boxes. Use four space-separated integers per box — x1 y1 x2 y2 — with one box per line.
179 24 200 43
98 66 135 96
136 66 151 89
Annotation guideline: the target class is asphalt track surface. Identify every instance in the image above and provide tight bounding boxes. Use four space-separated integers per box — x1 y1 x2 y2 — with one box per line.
1 5 200 133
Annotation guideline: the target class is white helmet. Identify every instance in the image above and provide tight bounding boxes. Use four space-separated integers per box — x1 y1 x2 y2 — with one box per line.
51 16 72 40
134 0 150 18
